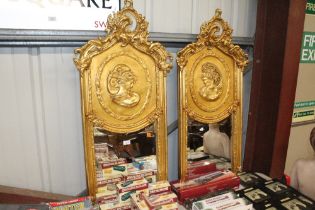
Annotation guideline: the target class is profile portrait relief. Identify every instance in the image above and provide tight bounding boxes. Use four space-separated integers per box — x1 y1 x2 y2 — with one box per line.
107 64 140 107
199 62 223 101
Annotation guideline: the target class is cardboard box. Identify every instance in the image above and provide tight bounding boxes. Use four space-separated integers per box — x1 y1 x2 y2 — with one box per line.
149 181 171 195
117 178 149 203
131 194 178 210
125 170 157 182
97 175 124 187
100 201 132 210
193 198 252 210
117 179 148 194
144 192 178 209
96 185 118 204
118 188 149 203
171 171 240 202
191 192 238 208
48 197 93 210
187 160 217 177
101 158 127 168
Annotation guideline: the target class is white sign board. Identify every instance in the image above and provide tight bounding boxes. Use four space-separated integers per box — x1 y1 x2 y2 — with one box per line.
0 0 120 31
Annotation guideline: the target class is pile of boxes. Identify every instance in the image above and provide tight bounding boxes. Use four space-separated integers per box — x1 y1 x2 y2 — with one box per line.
131 181 178 210
94 143 178 210
236 172 315 210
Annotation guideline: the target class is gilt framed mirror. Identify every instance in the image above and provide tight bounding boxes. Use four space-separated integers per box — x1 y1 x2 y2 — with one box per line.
74 0 172 197
177 9 248 179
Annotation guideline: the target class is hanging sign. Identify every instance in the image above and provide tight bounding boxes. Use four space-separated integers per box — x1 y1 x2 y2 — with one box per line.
306 0 315 15
300 32 315 63
292 100 315 123
0 0 120 31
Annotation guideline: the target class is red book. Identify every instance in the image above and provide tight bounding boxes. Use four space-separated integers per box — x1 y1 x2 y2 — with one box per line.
171 170 240 203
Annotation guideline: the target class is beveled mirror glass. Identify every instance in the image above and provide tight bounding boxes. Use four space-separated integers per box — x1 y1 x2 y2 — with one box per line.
177 9 248 179
74 0 172 197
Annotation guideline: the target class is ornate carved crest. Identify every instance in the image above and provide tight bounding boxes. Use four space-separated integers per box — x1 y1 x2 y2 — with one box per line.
74 0 172 77
177 9 248 70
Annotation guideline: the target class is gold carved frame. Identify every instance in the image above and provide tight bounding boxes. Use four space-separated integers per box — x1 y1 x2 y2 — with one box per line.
177 9 248 179
74 0 172 196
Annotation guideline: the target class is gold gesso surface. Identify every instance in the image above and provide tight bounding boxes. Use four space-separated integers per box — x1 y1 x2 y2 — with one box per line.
177 9 248 179
74 0 172 197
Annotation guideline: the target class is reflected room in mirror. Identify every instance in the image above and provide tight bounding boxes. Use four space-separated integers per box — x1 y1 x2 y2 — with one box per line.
187 117 232 172
93 124 158 186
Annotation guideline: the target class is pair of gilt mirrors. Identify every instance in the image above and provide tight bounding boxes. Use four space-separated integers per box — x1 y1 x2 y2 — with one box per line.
74 0 248 197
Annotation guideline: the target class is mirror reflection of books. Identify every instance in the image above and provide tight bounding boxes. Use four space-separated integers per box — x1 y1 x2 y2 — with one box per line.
94 127 156 159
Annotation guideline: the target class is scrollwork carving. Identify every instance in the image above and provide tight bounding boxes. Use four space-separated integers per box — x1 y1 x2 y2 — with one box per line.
177 9 248 70
74 0 172 77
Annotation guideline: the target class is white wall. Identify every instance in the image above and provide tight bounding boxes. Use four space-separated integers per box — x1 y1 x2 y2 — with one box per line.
0 0 257 195
131 0 257 37
0 47 86 195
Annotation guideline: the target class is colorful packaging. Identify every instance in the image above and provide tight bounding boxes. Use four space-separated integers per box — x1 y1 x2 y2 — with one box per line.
149 180 171 195
101 158 127 168
96 185 118 204
187 160 217 177
48 197 93 210
119 188 149 203
117 179 148 193
117 178 149 203
103 164 128 179
100 201 132 210
131 194 149 210
144 192 178 209
97 175 124 187
125 169 157 182
191 192 238 208
171 170 240 202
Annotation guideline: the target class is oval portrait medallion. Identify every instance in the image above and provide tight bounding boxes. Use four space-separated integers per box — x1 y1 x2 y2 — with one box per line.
95 52 152 121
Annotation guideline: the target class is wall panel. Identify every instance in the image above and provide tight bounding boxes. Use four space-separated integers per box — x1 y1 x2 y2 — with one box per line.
0 47 86 196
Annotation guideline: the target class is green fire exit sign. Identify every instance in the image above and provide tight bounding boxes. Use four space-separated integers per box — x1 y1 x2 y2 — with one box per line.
300 32 315 63
306 0 315 14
